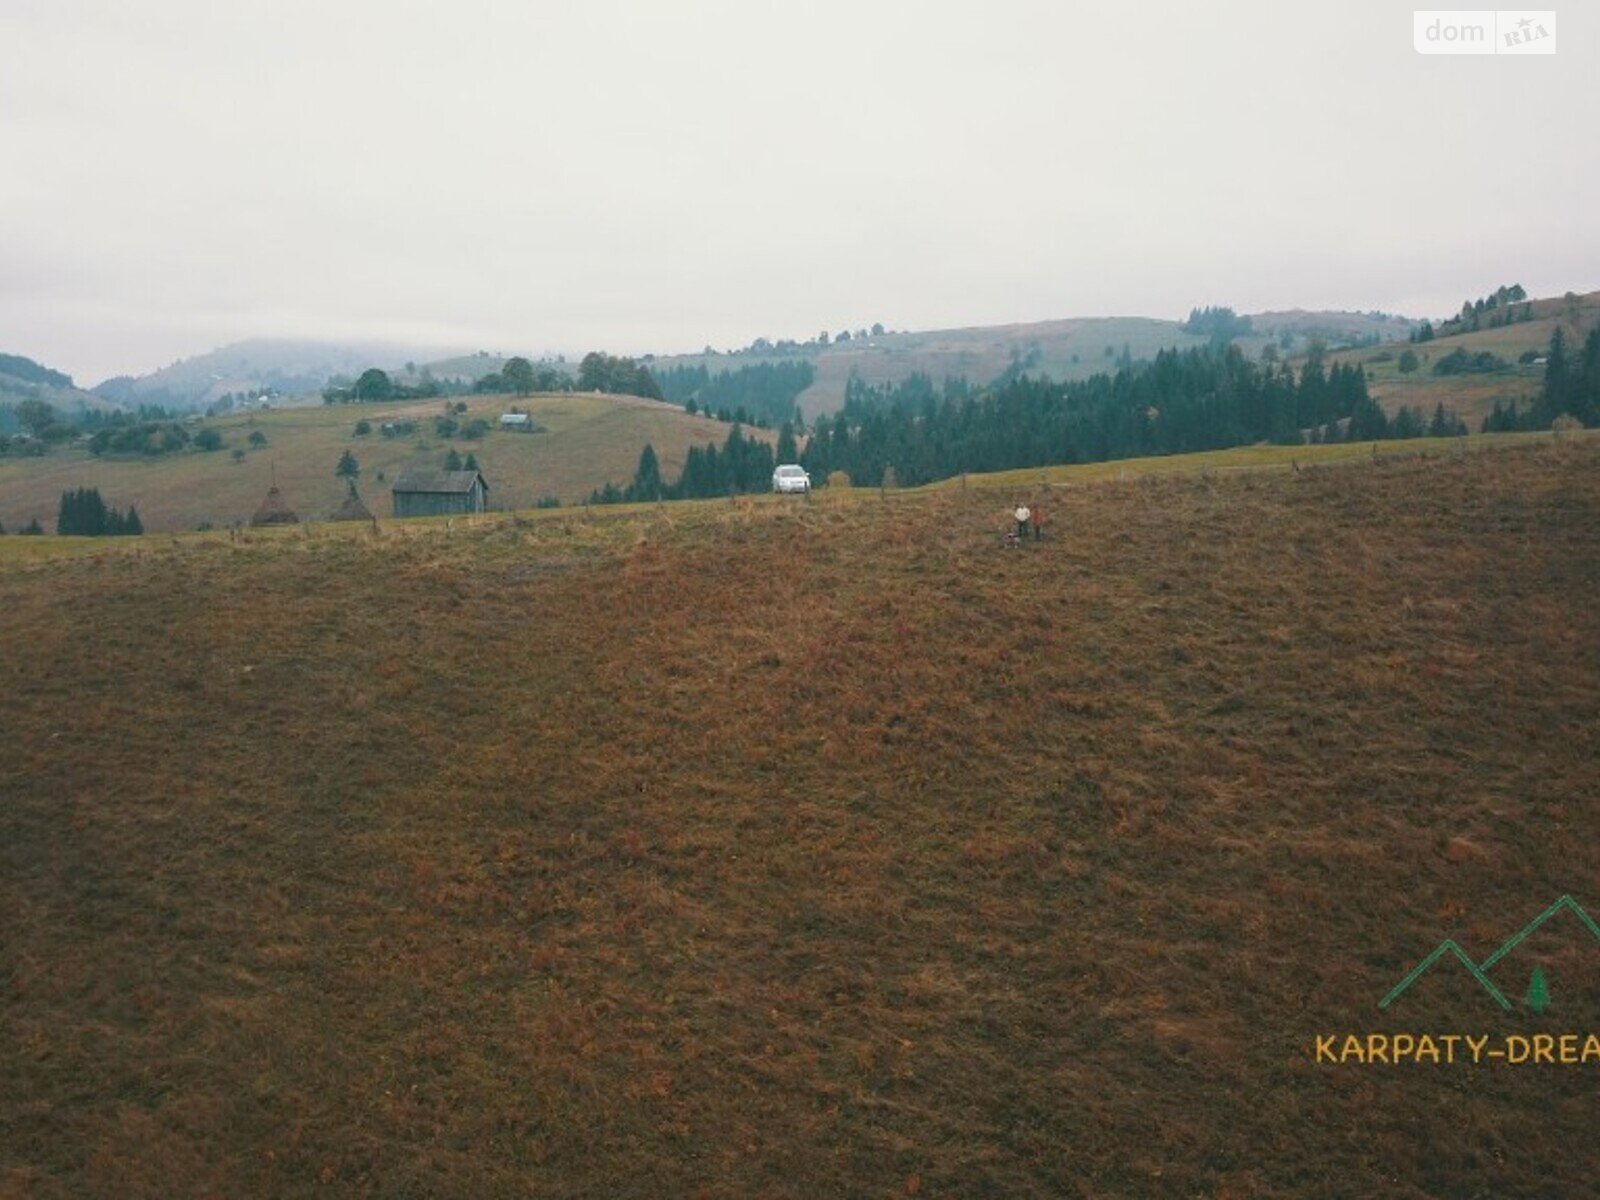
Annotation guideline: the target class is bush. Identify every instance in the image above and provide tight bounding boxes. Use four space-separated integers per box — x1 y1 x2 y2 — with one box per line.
1433 348 1508 376
535 494 562 509
88 421 191 457
826 470 852 489
194 428 223 451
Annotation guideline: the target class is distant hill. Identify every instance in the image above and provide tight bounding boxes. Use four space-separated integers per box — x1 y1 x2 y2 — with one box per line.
1321 288 1600 428
0 352 74 391
646 309 1417 418
0 389 768 534
91 338 466 410
0 351 111 417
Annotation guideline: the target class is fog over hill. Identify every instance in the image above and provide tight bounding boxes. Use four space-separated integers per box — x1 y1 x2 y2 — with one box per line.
88 339 468 410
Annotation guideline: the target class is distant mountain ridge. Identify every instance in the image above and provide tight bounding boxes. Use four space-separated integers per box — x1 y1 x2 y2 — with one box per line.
643 308 1420 417
0 350 108 414
76 309 1421 417
91 338 466 410
0 352 74 391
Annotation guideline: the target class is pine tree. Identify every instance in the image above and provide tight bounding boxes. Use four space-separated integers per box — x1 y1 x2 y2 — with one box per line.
336 449 360 480
463 453 479 472
443 448 462 471
1541 327 1569 422
630 443 662 501
58 487 109 536
1526 966 1549 1014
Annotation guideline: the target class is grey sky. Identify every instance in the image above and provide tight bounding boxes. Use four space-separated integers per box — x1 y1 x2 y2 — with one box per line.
3 0 1595 385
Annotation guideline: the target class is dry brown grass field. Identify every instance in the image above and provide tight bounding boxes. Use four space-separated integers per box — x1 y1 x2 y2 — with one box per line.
2 441 1598 1197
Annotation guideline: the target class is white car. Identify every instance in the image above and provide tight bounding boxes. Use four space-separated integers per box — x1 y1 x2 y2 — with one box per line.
772 464 811 494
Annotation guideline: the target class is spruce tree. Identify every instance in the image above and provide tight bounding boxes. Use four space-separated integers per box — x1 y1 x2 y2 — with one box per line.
630 443 662 501
1541 327 1569 422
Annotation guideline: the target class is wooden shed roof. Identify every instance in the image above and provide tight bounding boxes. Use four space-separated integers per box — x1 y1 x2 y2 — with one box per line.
391 470 489 495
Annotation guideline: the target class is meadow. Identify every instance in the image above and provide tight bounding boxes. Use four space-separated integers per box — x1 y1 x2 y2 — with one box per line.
0 391 760 536
2 437 1598 1197
1329 290 1600 428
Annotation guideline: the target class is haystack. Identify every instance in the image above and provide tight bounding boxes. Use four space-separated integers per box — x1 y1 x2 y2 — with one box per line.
250 484 299 527
330 490 375 522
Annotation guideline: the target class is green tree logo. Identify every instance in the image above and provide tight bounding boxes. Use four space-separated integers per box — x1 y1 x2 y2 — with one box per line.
1379 895 1598 1011
1526 966 1550 1015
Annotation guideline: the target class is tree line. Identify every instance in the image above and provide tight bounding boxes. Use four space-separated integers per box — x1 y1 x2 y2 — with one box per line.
798 344 1384 488
1483 326 1600 431
1413 284 1533 341
327 353 664 405
589 342 1484 503
1180 306 1254 342
56 487 142 536
591 423 784 504
655 361 814 427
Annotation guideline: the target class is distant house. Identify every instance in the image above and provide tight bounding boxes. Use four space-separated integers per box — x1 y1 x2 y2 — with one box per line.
499 412 532 429
391 470 489 518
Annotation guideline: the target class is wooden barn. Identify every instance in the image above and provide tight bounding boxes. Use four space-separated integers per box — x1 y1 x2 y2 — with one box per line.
391 470 489 518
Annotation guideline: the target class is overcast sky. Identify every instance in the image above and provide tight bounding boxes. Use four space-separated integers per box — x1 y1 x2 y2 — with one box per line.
3 0 1595 385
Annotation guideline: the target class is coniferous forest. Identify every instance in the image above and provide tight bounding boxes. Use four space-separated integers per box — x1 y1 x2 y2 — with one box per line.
581 324 1599 504
655 361 815 428
798 345 1379 488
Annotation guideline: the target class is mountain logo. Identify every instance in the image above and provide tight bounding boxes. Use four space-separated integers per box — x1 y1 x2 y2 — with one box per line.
1379 895 1600 1011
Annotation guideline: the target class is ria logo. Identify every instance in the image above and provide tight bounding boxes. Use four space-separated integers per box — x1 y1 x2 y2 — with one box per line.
1412 10 1557 55
1380 895 1600 1012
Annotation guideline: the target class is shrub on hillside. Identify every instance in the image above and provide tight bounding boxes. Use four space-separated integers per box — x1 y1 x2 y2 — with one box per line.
1433 348 1508 376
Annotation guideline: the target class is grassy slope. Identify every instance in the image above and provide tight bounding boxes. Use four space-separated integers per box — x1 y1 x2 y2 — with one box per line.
0 392 764 534
2 439 1597 1198
1327 289 1600 427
